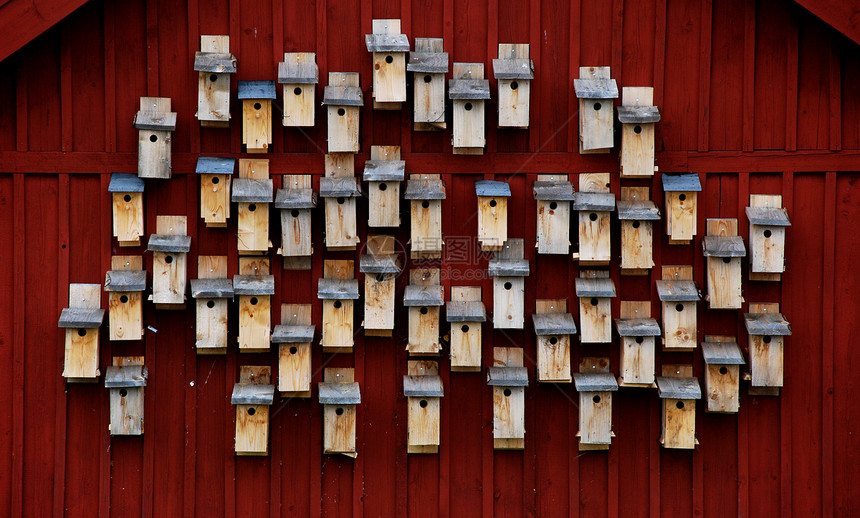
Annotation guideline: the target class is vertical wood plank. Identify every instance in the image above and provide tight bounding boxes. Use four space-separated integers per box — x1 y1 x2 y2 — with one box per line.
697 0 712 152
785 10 798 152
11 175 24 518
820 171 835 518
742 0 756 151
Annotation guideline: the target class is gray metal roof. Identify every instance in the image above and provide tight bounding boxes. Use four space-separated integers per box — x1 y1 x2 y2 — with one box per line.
616 200 661 221
573 78 619 99
446 301 487 322
532 313 578 336
104 270 146 292
105 365 149 388
617 105 661 124
195 157 236 175
492 58 534 79
231 383 275 405
147 234 191 253
656 377 702 400
614 318 661 337
403 375 444 397
743 312 792 336
575 277 616 298
277 58 319 84
365 33 410 52
655 279 700 302
662 173 702 192
363 160 406 182
486 366 529 386
322 85 364 106
271 324 316 343
407 52 449 73
701 340 745 365
318 382 361 404
448 79 491 100
573 192 616 211
403 285 445 307
475 180 511 197
745 207 791 227
533 180 575 201
487 258 530 277
58 308 105 328
193 52 237 73
702 236 746 257
275 187 317 209
317 278 360 300
190 278 234 299
319 176 362 198
231 178 274 203
237 80 277 100
404 177 446 200
108 173 145 192
359 254 402 274
232 275 275 295
133 110 177 131
573 372 618 392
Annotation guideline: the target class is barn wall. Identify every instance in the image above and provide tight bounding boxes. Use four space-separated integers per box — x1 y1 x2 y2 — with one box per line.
0 0 858 516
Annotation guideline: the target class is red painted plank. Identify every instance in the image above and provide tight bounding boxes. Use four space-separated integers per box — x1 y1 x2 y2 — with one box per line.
0 0 89 63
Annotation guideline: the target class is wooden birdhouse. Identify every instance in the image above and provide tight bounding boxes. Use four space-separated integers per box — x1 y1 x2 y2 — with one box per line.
108 173 144 246
702 219 746 309
238 81 276 153
701 336 744 413
655 266 700 351
234 258 275 353
489 239 530 329
318 260 360 353
449 63 490 155
405 268 444 356
405 174 446 259
319 368 360 457
446 287 486 372
321 153 361 251
276 174 317 270
573 358 618 450
105 360 147 436
134 97 176 179
407 38 448 130
233 159 273 255
617 187 660 274
404 361 444 454
231 366 275 456
363 146 405 228
360 235 402 336
657 367 701 449
532 299 577 383
574 173 615 266
476 180 511 251
534 175 574 255
193 35 236 128
617 87 660 178
196 157 235 228
365 19 409 109
746 194 791 281
104 256 146 341
278 52 318 127
59 283 105 382
190 256 233 355
744 303 791 395
147 216 190 308
663 173 702 244
273 304 315 397
574 66 618 153
488 347 528 450
323 72 363 153
493 44 533 128
616 301 661 388
575 273 616 344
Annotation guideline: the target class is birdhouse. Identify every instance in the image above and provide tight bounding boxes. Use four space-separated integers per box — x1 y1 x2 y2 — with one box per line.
276 174 317 270
405 268 444 356
318 260 360 353
617 187 660 274
363 146 405 228
574 173 615 266
104 256 146 341
407 38 448 130
105 361 148 436
702 219 746 309
278 52 318 127
476 180 511 251
404 361 444 453
147 216 190 308
274 304 315 397
449 63 490 155
108 173 144 246
617 87 660 177
238 80 276 153
365 19 409 108
746 194 791 281
323 72 363 153
193 35 236 127
233 159 273 255
655 266 700 350
190 256 233 355
405 174 446 259
744 303 791 395
231 366 275 456
321 153 361 251
615 303 661 388
319 368 360 457
532 299 577 383
574 66 618 153
534 175 575 255
493 43 533 128
134 97 176 179
488 347 528 450
234 258 275 353
196 157 235 228
446 286 486 372
656 369 701 449
59 283 105 381
573 358 618 450
360 235 402 336
701 336 745 413
575 273 616 344
663 173 702 244
489 239 530 329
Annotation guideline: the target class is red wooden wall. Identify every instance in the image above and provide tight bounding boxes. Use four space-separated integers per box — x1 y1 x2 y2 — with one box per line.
0 0 859 516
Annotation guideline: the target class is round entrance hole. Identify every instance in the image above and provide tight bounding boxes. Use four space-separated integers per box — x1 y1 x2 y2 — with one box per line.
504 282 513 290
461 325 470 333
335 407 344 416
120 295 129 304
207 300 215 309
503 389 512 397
464 102 473 111
419 399 428 408
592 395 601 404
337 108 346 116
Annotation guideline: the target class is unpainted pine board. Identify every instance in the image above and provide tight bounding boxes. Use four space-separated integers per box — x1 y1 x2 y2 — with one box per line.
619 336 656 386
279 342 312 395
493 346 524 367
537 335 571 382
452 99 486 150
238 294 271 353
492 348 526 447
407 306 441 355
280 207 312 257
665 191 697 242
322 299 354 353
579 296 611 343
242 100 273 153
749 195 786 276
197 68 231 125
407 397 440 450
325 152 355 178
577 174 611 264
238 158 269 179
662 300 697 350
235 404 269 455
578 391 612 445
368 182 400 227
324 259 354 278
661 399 697 449
326 74 361 151
579 357 611 373
238 365 271 384
137 129 172 179
283 83 316 127
323 403 357 455
372 51 407 103
63 328 100 380
704 364 740 413
109 386 145 435
493 276 525 329
536 199 570 254
112 191 144 245
196 298 228 354
620 219 653 271
409 268 440 286
450 322 481 371
706 256 743 309
237 202 270 254
620 300 650 319
152 251 187 305
239 256 270 275
413 73 446 129
750 334 784 387
364 274 396 332
706 217 738 236
478 196 507 251
661 364 694 378
661 264 693 280
108 291 142 341
325 197 358 249
619 87 656 178
497 44 531 128
200 174 231 227
410 175 443 257
578 67 614 153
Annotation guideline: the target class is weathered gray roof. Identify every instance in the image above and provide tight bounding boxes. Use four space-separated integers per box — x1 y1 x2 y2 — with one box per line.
108 173 145 193
656 377 702 400
147 234 191 253
575 277 616 298
363 160 406 182
193 52 237 73
317 278 360 299
237 80 277 100
105 365 149 388
133 110 177 131
277 58 319 84
701 340 745 365
271 324 316 343
616 200 661 220
475 180 511 197
446 301 487 322
403 285 445 307
573 78 619 99
743 312 791 336
492 58 534 79
614 318 661 337
365 33 410 52
448 79 491 100
617 105 661 124
275 187 317 209
532 313 578 336
407 52 449 73
573 372 618 392
745 207 791 227
702 236 746 257
233 275 275 295
231 178 274 203
195 157 235 175
403 375 444 397
359 254 402 274
104 270 146 292
573 192 616 211
533 181 575 201
404 177 446 200
487 367 529 386
319 176 362 198
231 383 275 405
655 280 700 301
58 308 105 328
662 173 702 192
322 85 364 106
190 278 234 299
487 258 530 277
318 382 361 404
